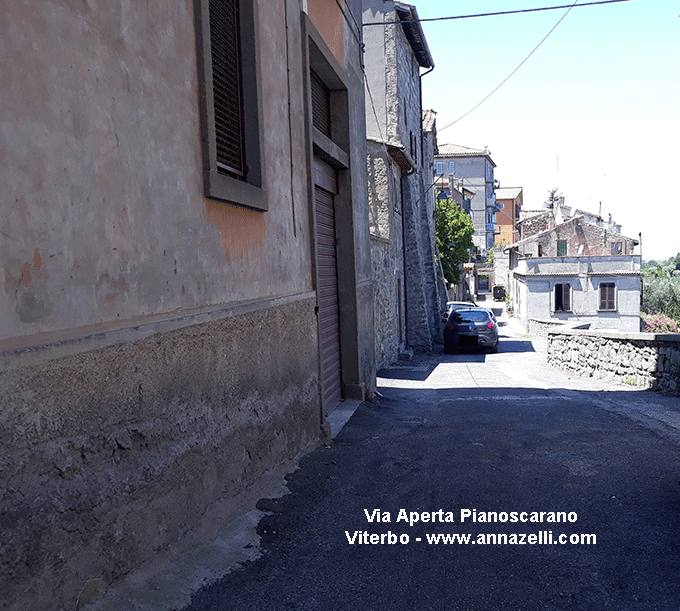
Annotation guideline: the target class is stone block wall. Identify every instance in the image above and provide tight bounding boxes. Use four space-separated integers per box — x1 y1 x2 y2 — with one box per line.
547 328 680 393
0 296 321 611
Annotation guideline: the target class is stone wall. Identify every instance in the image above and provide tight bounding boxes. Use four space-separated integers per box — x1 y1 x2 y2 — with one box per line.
518 211 552 239
547 328 680 393
0 296 321 611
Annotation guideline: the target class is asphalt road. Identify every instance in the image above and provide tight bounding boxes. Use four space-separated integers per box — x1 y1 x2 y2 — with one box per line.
178 317 680 611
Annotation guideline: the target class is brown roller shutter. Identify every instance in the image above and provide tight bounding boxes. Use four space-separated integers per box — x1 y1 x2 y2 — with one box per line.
209 0 246 176
310 70 332 138
314 167 342 412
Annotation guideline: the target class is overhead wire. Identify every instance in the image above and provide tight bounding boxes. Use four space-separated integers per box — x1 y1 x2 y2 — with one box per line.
438 0 583 132
362 0 633 26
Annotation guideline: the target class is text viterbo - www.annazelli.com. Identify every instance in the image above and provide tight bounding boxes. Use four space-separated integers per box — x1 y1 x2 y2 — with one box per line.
345 530 596 545
344 508 596 546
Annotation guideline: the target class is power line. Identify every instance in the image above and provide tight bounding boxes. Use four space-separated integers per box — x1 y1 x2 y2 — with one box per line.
362 0 633 27
438 0 582 132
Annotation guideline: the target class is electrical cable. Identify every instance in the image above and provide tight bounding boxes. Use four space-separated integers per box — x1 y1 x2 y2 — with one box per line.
438 0 582 132
362 0 633 26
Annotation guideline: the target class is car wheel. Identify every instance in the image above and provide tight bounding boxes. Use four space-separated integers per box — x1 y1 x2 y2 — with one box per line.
489 342 498 354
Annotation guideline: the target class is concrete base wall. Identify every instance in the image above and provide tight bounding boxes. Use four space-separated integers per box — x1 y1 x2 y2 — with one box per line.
547 328 680 393
0 295 321 611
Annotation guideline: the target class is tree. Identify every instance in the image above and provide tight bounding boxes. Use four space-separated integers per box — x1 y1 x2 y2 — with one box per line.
435 192 474 284
544 188 561 210
642 253 680 321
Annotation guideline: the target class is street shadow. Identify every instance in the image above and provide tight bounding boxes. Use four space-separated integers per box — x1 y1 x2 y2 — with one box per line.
378 364 438 381
498 339 535 353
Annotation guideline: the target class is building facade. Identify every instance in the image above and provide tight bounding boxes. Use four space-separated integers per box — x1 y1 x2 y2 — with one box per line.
363 0 445 365
434 144 501 254
495 186 523 248
509 256 642 333
506 214 641 332
0 1 374 608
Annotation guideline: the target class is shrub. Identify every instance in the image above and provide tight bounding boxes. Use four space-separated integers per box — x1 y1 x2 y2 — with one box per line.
641 313 680 333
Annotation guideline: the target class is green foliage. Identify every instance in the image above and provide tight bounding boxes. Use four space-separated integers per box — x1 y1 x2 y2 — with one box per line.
642 253 680 320
435 192 474 285
544 188 561 210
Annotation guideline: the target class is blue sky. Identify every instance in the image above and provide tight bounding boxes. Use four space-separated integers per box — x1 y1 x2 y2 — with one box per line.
413 0 679 260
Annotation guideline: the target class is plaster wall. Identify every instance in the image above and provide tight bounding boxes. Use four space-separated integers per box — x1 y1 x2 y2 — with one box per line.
1 1 314 343
0 1 375 607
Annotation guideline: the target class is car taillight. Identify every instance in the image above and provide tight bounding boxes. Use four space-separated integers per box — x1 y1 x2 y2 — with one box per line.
486 321 496 330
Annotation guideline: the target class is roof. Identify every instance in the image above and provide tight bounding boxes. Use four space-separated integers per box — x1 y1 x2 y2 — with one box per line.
504 216 639 252
367 137 417 172
495 187 522 200
394 3 434 69
573 208 603 222
435 143 496 166
517 210 551 225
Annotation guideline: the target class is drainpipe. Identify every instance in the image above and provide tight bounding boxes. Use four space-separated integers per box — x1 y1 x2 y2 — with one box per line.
419 66 434 161
400 170 411 348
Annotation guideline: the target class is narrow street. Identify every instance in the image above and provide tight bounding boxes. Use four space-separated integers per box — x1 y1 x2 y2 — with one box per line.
93 306 680 611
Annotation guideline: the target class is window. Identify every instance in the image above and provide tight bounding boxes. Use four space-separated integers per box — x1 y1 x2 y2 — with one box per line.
195 0 266 210
600 283 616 310
557 240 567 257
448 161 455 175
310 70 331 138
436 161 443 175
611 242 623 255
554 283 571 312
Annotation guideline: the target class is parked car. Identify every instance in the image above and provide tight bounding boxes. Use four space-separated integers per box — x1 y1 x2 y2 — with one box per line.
442 300 477 323
444 307 499 354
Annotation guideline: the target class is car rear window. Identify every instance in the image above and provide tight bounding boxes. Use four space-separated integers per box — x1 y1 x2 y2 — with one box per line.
458 310 489 322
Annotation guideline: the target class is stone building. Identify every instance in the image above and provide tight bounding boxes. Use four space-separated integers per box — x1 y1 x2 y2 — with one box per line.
363 0 446 366
511 216 637 258
0 1 374 608
434 144 502 253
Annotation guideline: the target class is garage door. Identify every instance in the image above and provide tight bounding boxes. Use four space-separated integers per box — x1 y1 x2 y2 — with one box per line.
314 167 342 413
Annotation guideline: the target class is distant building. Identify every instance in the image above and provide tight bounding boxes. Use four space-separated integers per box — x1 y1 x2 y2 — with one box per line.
495 187 523 248
435 144 501 253
505 210 641 333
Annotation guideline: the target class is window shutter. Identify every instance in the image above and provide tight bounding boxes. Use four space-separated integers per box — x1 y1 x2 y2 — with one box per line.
310 70 331 138
600 283 615 310
209 0 246 176
563 284 570 311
